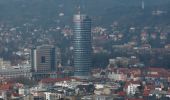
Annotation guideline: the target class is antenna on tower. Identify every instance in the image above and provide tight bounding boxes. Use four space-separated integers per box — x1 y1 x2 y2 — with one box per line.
141 0 145 10
76 0 85 14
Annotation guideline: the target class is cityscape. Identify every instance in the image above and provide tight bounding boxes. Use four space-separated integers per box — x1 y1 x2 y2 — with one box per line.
0 0 170 100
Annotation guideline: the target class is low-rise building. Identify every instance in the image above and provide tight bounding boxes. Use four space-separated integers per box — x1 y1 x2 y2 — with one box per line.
124 81 141 95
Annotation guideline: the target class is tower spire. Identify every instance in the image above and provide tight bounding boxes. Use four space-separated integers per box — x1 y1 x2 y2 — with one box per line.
76 0 85 14
142 0 145 10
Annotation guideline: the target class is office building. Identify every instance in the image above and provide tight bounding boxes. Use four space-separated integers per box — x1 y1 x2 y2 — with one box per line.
31 45 61 73
73 14 92 79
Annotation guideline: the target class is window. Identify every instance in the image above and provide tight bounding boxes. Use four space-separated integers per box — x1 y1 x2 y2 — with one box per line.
41 56 46 63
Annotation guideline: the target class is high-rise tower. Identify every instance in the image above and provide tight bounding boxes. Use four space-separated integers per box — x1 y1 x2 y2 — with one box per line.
73 14 92 79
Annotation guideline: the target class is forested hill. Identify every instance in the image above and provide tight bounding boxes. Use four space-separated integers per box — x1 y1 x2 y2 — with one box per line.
0 0 170 26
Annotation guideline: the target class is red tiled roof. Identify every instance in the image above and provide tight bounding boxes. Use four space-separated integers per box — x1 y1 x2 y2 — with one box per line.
117 91 126 96
146 74 163 78
12 93 20 97
148 67 165 72
128 80 141 84
144 84 155 91
143 90 150 96
0 83 13 90
130 68 141 74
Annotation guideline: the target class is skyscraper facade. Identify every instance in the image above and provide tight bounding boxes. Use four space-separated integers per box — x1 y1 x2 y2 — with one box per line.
73 14 92 79
31 45 61 73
